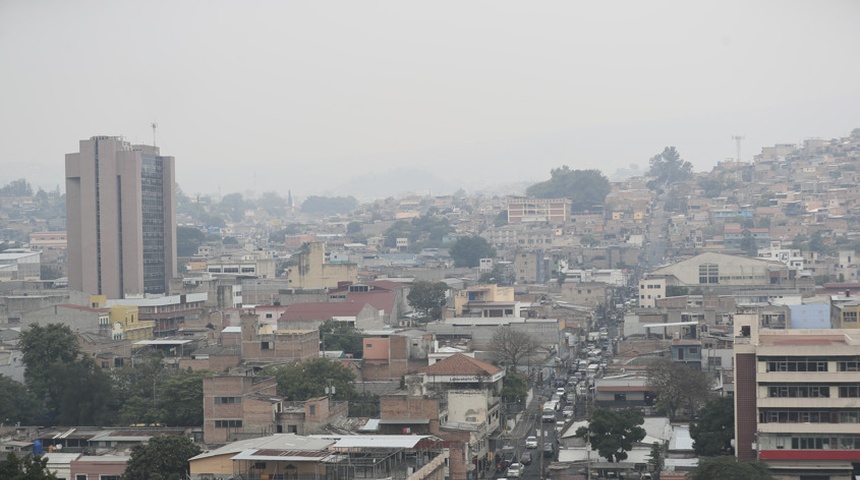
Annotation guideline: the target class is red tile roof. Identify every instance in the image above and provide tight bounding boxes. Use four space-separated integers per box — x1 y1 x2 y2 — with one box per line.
423 353 501 376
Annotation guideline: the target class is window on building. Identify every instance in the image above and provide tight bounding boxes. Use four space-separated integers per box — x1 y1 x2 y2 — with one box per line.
838 358 860 372
768 385 830 398
839 385 860 398
844 311 859 323
765 357 828 372
698 263 719 284
215 396 242 404
614 394 627 402
214 420 243 428
261 342 271 350
100 476 121 480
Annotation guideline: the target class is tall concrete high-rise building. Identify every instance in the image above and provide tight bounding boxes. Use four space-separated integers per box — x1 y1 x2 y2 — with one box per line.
66 136 177 298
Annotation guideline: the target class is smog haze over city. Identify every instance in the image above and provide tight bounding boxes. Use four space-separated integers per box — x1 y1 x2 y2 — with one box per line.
2 0 860 199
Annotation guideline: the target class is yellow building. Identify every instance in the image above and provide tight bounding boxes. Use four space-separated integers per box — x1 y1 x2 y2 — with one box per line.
286 242 357 289
90 295 154 341
453 284 515 316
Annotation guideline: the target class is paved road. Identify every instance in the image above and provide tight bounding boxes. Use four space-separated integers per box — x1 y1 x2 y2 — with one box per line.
493 387 561 480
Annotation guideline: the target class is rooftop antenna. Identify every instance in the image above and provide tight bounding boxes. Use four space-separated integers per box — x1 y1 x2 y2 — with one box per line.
151 122 158 147
732 134 744 164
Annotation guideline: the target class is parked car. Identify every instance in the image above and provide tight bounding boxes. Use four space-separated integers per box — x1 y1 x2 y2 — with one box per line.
506 463 523 478
525 435 538 448
562 406 574 418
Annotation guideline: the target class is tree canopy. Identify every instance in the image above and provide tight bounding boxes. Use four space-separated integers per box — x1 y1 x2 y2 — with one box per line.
124 435 202 480
383 213 453 251
688 456 773 480
575 408 646 463
114 356 211 427
489 327 541 369
264 358 356 401
407 281 448 321
646 359 712 421
0 453 58 480
526 167 610 210
449 236 495 268
19 324 114 425
500 371 529 403
690 396 735 456
0 375 41 425
646 147 693 189
176 226 207 257
319 320 364 358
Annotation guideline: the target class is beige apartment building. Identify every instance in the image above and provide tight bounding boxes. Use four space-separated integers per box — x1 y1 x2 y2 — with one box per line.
66 136 177 298
734 311 860 479
506 197 571 224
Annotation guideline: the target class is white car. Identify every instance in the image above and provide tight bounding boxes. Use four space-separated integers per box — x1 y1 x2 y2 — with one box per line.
525 435 538 448
506 463 523 478
555 387 566 396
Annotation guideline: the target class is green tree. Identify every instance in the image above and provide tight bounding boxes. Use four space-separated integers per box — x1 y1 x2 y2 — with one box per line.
646 359 712 421
478 263 511 286
739 231 758 257
216 192 247 222
647 442 664 480
0 376 41 425
346 221 363 234
688 456 774 480
256 191 287 216
124 435 202 480
690 396 735 456
20 324 114 425
176 226 206 257
157 370 211 426
489 328 540 370
0 452 58 480
406 281 448 321
526 167 611 211
493 210 508 227
319 320 364 358
500 371 529 403
575 408 646 463
116 361 209 427
646 147 693 189
808 230 827 254
51 356 115 425
0 179 33 196
449 236 495 268
264 358 356 401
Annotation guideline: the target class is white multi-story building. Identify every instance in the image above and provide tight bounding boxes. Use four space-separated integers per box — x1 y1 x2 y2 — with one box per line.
734 310 860 479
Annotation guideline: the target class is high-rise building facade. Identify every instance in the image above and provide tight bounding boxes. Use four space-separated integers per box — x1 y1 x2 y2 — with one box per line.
734 310 860 479
66 136 176 298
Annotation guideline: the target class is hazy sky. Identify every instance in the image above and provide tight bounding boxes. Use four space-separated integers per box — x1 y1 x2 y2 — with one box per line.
2 1 859 198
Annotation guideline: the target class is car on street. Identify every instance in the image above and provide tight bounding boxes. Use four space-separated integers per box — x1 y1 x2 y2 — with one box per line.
543 441 555 457
525 435 538 448
520 451 532 466
506 462 524 478
555 387 566 396
562 406 574 418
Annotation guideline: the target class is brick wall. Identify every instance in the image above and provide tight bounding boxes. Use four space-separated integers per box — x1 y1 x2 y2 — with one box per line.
735 353 758 461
